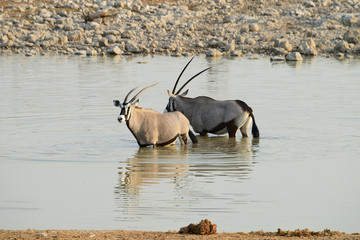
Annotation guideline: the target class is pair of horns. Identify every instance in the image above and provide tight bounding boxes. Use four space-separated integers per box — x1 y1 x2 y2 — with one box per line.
172 57 211 95
124 83 158 104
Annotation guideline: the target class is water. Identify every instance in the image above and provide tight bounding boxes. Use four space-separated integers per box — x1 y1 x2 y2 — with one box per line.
0 54 359 232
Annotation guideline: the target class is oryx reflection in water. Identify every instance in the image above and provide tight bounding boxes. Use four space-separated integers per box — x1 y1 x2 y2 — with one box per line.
114 137 259 218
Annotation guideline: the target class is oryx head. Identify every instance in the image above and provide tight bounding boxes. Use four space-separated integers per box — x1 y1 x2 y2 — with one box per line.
165 57 210 113
114 84 157 123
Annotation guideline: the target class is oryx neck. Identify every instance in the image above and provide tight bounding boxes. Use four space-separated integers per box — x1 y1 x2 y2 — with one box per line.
175 96 195 117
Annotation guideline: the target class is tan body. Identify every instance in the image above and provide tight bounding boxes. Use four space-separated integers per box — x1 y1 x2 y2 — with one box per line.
126 107 192 147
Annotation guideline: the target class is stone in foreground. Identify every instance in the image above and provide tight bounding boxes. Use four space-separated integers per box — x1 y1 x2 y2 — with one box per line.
179 219 217 235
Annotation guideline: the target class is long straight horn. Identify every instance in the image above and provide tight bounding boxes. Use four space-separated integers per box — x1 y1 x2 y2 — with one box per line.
172 57 194 94
124 86 139 103
175 67 211 95
129 83 158 103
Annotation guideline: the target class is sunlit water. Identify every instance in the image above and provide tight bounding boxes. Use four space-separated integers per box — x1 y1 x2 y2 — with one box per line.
0 54 359 232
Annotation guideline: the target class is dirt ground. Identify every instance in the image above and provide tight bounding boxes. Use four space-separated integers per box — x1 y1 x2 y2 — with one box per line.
1 229 360 240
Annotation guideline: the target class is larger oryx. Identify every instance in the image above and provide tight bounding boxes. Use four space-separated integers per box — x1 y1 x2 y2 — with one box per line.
165 58 260 138
114 84 197 147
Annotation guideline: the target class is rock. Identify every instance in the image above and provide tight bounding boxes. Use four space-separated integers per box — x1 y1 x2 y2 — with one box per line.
36 233 48 237
322 0 332 7
205 48 222 57
3 40 15 48
275 39 293 52
334 40 350 52
39 9 52 18
343 30 360 44
298 39 318 55
86 49 97 56
249 23 260 32
270 56 286 62
27 33 39 43
59 36 68 44
107 46 122 55
272 47 287 55
230 50 242 56
179 219 217 235
261 8 279 16
246 38 257 46
107 35 117 44
86 22 100 30
341 14 359 27
305 1 316 7
286 52 303 61
67 31 83 41
224 40 235 51
63 24 74 31
74 50 86 55
98 38 108 47
0 34 9 43
125 40 141 53
196 41 204 48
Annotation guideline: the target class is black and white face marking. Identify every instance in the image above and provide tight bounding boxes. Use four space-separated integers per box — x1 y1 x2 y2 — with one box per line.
119 103 132 123
114 100 131 123
164 98 175 113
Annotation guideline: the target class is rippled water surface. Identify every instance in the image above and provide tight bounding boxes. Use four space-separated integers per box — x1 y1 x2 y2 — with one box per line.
1 55 359 232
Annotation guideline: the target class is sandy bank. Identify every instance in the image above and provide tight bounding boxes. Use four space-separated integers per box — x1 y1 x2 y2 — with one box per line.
1 229 360 240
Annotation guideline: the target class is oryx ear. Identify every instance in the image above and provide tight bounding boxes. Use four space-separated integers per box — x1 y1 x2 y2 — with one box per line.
180 89 189 97
167 90 175 97
113 100 122 107
133 99 140 107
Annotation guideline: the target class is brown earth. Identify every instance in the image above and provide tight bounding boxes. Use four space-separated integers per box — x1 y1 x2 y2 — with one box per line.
1 228 359 240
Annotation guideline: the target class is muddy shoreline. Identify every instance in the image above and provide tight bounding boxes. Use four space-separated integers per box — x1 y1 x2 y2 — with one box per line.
1 0 360 59
1 229 360 240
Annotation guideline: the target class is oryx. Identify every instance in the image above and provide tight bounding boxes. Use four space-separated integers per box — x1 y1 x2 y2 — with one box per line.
113 84 198 147
165 58 260 138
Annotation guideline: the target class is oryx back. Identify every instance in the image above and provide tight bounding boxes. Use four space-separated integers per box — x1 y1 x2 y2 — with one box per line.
174 96 250 135
128 107 191 146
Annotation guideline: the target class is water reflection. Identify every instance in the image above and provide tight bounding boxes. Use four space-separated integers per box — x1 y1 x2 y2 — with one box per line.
116 137 258 195
189 137 258 180
115 146 189 196
114 137 259 221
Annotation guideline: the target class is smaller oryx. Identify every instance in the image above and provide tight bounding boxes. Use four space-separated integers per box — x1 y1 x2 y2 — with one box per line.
113 84 197 147
165 57 260 138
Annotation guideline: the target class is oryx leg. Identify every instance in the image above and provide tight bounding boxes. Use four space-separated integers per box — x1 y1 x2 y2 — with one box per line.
199 131 208 137
188 130 198 144
180 133 188 145
226 119 239 138
239 117 252 137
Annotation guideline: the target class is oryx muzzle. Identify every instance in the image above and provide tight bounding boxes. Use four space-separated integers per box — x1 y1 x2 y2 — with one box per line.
114 84 198 147
165 58 260 138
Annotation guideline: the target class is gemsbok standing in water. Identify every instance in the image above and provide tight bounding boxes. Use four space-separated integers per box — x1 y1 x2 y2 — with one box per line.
113 84 198 147
165 58 260 138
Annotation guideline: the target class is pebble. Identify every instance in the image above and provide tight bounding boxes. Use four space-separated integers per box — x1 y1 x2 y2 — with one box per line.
107 46 122 55
286 52 303 61
205 49 222 57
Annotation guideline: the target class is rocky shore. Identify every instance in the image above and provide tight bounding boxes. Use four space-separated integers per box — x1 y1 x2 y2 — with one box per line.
1 0 360 59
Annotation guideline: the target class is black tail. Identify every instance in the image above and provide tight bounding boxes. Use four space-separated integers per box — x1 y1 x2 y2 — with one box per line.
250 112 260 138
188 130 198 144
235 100 260 138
